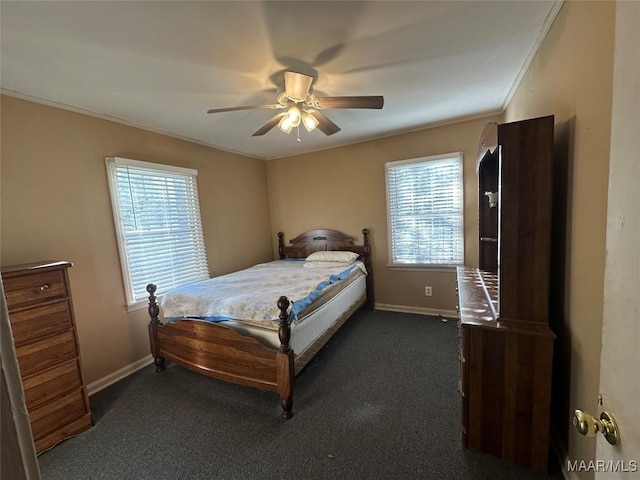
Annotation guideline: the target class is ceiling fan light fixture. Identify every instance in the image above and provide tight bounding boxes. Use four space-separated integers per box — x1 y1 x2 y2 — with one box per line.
277 115 293 134
302 110 319 132
206 71 383 138
285 106 301 127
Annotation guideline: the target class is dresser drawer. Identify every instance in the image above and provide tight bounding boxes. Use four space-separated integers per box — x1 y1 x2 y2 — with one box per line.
34 413 93 454
22 359 84 410
29 387 89 442
8 300 73 346
15 330 78 378
3 269 68 310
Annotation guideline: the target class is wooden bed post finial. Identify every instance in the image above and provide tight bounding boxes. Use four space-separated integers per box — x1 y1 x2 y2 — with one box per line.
147 284 160 325
276 295 294 419
278 232 285 259
362 228 375 310
277 296 291 352
146 283 165 372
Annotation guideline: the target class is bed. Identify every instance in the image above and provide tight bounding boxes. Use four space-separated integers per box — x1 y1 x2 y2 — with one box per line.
146 228 374 419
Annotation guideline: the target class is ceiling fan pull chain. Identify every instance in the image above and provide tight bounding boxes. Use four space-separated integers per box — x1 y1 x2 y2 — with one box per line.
296 126 301 143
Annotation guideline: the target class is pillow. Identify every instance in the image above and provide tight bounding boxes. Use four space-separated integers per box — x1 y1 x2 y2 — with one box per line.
303 261 355 269
305 251 359 264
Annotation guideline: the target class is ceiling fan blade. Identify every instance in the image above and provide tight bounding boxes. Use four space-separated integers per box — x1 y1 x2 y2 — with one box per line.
251 113 285 137
207 104 282 114
284 71 313 102
315 96 384 109
311 110 341 136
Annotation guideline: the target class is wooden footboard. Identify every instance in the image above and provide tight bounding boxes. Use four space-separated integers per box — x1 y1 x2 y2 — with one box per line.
147 285 294 418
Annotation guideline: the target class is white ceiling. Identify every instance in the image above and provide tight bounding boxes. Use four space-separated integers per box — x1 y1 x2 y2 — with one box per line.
0 1 560 160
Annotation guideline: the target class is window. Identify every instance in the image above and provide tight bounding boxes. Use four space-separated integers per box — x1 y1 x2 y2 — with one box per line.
385 152 464 267
106 157 209 306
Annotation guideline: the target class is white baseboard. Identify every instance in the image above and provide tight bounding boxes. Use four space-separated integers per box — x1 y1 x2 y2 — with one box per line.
375 303 459 319
87 354 154 396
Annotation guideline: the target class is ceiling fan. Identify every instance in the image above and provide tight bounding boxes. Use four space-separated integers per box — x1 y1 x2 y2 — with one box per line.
206 71 384 138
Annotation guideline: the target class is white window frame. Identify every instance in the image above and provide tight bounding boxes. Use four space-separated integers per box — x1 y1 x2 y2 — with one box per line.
106 156 209 309
385 152 464 269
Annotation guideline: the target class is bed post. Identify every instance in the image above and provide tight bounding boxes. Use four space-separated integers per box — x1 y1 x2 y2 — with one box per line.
278 231 285 259
362 228 375 310
276 296 294 419
146 284 166 372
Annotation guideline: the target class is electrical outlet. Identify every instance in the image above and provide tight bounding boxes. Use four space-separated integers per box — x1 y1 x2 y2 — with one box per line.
424 286 432 296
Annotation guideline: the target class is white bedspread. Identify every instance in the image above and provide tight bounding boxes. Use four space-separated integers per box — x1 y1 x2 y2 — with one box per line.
160 259 367 328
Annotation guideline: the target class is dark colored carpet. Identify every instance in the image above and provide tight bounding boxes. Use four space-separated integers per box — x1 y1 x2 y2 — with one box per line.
38 310 562 479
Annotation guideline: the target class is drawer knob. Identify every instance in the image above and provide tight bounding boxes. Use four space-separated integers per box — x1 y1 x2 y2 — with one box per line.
40 284 50 291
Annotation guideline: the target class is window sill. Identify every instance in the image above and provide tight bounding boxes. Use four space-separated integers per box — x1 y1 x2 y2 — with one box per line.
387 264 459 272
126 295 163 313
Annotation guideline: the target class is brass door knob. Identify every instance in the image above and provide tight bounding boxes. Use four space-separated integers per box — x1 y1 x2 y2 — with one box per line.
573 410 620 445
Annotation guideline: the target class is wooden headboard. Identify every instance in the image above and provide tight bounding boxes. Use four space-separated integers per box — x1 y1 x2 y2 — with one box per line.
277 228 374 309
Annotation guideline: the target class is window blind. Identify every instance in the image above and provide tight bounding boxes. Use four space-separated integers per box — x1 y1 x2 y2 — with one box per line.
106 157 209 305
386 153 464 266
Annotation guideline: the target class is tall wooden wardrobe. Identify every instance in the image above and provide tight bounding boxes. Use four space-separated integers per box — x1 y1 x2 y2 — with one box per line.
456 115 556 472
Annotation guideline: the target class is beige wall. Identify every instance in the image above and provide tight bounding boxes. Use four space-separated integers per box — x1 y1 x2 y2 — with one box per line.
0 95 273 384
504 0 615 474
266 115 501 314
1 94 500 386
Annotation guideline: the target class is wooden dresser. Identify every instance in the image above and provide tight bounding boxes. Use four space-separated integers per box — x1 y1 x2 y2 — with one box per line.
457 116 556 473
2 261 92 453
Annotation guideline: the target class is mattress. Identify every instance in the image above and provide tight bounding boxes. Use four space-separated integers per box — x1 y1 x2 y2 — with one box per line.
224 273 366 354
160 259 366 326
159 259 367 371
